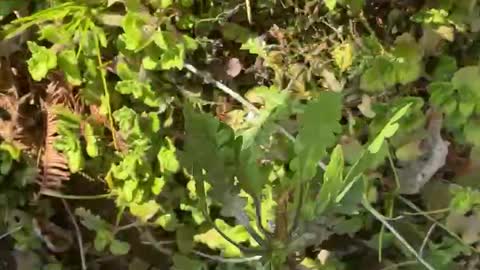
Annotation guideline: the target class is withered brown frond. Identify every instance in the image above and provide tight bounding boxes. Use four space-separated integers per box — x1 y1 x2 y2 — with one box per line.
37 82 72 188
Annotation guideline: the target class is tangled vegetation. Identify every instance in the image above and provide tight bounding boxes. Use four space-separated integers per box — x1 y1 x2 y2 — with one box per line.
1 0 480 269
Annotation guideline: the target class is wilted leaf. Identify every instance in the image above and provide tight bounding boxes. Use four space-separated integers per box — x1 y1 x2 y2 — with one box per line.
357 95 376 118
226 58 242 78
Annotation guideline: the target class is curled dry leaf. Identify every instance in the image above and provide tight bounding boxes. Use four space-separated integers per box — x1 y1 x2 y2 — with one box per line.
226 57 242 78
398 111 449 194
357 94 376 118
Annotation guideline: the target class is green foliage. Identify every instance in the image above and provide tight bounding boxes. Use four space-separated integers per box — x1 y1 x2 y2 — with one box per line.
360 34 422 92
194 219 250 257
291 92 343 181
75 208 130 255
429 66 480 145
27 42 57 81
5 1 480 269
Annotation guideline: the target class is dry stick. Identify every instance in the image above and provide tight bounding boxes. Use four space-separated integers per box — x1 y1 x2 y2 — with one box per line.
183 63 434 268
419 224 436 257
40 189 113 200
379 260 418 270
0 226 22 240
362 199 435 270
398 195 475 253
61 198 87 270
193 250 261 263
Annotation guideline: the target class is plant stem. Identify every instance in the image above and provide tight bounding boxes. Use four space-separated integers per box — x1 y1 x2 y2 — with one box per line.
92 22 119 150
40 189 113 200
398 196 475 252
379 260 418 270
193 250 261 263
0 226 22 240
254 197 272 237
61 199 86 270
362 198 435 270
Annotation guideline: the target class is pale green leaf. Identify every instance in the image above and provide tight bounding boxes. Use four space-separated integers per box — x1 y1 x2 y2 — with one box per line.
121 12 145 51
151 177 166 195
58 49 81 85
109 239 130 255
452 66 480 96
316 145 345 215
130 200 161 222
94 229 111 251
27 42 57 81
240 37 267 57
325 0 337 10
368 103 412 153
155 213 178 231
194 219 249 257
84 122 99 158
158 137 180 173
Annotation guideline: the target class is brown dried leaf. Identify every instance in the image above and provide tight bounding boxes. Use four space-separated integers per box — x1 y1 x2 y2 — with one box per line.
226 58 242 78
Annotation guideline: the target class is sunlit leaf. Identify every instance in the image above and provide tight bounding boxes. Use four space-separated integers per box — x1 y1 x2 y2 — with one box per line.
27 42 57 81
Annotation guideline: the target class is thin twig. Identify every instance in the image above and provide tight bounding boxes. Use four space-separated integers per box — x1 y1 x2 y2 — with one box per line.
193 250 262 263
398 196 475 253
140 228 173 256
362 199 435 270
245 0 252 24
61 199 86 270
141 240 176 245
41 189 113 200
183 63 327 170
253 197 272 237
379 260 418 270
114 221 140 233
419 224 436 257
0 226 22 240
401 208 450 216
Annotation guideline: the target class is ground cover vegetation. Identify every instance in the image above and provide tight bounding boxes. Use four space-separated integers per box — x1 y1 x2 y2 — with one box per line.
1 0 480 269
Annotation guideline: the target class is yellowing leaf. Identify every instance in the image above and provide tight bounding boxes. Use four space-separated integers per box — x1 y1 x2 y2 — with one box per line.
332 42 354 72
194 219 249 257
129 200 161 222
325 0 337 10
158 138 180 173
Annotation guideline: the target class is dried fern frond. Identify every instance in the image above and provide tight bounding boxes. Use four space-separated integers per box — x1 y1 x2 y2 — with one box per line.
38 83 71 188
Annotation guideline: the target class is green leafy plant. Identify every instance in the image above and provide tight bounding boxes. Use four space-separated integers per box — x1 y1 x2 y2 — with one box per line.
2 0 480 269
